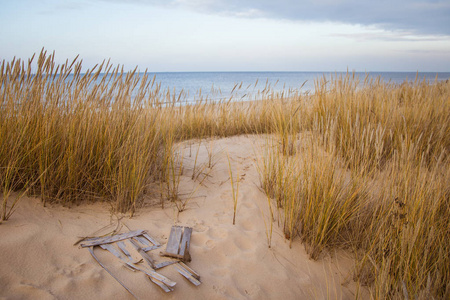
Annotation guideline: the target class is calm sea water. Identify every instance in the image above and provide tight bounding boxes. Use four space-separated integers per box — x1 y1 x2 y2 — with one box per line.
144 71 450 102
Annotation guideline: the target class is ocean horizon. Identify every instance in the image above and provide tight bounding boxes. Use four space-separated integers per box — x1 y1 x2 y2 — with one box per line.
69 71 450 102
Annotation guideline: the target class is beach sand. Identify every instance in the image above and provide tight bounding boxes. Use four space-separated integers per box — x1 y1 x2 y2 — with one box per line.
0 135 365 299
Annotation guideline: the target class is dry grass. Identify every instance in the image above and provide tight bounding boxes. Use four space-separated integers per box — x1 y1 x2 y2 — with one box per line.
260 73 450 298
0 50 291 218
1 51 449 298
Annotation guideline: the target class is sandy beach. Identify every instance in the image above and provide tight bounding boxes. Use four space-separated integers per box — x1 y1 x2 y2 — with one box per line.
0 135 365 299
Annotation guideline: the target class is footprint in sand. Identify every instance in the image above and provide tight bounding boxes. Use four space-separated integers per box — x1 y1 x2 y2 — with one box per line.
240 219 256 232
206 240 215 249
220 190 230 200
213 284 226 295
194 223 208 232
213 212 226 221
244 283 263 298
210 268 228 278
186 218 209 232
241 201 255 210
207 227 228 240
233 235 254 252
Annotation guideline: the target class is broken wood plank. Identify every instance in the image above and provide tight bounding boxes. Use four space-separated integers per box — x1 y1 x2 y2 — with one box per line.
166 226 183 254
135 236 150 247
117 241 143 264
155 260 179 270
143 233 161 246
174 263 201 286
147 276 173 293
160 251 188 260
142 245 161 252
126 263 176 288
88 246 138 299
100 244 128 263
80 230 145 247
117 241 134 262
179 227 192 261
179 261 200 281
129 238 156 269
162 226 193 262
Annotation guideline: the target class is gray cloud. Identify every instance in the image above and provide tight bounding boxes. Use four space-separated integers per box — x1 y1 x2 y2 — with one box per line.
332 31 449 42
101 0 450 36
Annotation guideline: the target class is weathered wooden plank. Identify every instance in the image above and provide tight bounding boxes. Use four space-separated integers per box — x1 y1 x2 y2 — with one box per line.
166 226 183 254
179 227 192 261
155 260 178 270
135 236 150 247
80 230 145 247
148 276 173 293
129 238 156 269
126 263 176 288
174 263 201 286
143 245 161 252
143 233 161 246
100 244 128 263
160 251 186 260
88 247 138 299
117 241 133 261
178 262 200 281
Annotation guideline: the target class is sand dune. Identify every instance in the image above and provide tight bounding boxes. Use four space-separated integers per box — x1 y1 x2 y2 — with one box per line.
0 135 365 299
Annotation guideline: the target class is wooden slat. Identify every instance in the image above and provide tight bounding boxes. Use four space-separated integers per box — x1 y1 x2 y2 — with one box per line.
126 263 176 287
143 233 161 246
89 247 138 299
148 276 173 293
178 262 200 280
179 227 192 261
160 251 186 260
174 263 201 286
117 241 133 262
135 236 150 246
100 244 128 263
155 260 178 270
80 230 145 247
166 226 183 254
142 245 161 252
129 238 156 269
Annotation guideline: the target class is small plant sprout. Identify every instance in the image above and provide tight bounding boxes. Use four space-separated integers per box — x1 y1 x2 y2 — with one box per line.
226 152 240 225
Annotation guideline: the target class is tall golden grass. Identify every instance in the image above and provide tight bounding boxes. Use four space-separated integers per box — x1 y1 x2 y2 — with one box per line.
1 51 449 298
0 50 290 218
260 73 449 298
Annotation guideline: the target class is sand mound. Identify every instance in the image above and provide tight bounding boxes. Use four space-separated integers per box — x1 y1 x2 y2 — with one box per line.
0 135 364 299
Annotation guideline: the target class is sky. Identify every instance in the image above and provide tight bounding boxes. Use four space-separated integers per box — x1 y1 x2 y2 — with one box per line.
0 0 449 72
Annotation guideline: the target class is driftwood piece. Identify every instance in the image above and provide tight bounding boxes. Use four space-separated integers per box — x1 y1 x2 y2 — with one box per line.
88 246 138 299
126 263 176 292
148 276 173 293
179 227 193 259
166 226 183 254
143 233 161 246
135 236 150 247
80 230 146 247
129 238 156 269
100 243 128 263
175 263 201 286
154 260 179 270
179 262 200 281
161 226 192 262
142 245 161 252
117 241 135 263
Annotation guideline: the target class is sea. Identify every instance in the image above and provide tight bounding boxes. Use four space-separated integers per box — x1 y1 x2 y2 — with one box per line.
140 71 450 102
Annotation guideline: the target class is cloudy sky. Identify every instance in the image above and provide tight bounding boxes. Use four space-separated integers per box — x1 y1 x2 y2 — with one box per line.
0 0 449 71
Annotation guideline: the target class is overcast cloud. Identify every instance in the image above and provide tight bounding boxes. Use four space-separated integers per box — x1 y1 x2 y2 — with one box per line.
102 0 450 36
1 0 449 71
